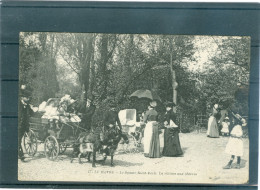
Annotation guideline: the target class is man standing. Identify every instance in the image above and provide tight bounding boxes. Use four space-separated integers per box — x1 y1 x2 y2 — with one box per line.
77 95 96 131
18 86 33 162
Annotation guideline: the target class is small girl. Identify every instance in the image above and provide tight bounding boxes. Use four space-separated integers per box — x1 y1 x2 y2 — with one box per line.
223 113 247 169
221 117 230 136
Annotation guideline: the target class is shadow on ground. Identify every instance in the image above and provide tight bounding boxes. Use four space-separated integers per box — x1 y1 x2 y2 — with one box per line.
230 159 247 169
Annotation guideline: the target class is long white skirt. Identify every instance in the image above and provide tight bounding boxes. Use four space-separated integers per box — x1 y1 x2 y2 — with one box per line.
207 116 219 137
143 121 155 154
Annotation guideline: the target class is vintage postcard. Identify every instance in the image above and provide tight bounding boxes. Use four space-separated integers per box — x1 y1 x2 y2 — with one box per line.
18 32 250 184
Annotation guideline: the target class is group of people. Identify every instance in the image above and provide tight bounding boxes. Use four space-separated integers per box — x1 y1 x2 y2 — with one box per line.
141 101 183 158
207 103 247 169
76 97 183 159
207 103 243 138
77 97 183 159
18 86 129 162
207 104 228 138
19 83 246 170
19 84 183 161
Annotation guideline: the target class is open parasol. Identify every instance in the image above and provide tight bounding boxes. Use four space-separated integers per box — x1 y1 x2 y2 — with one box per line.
130 89 161 102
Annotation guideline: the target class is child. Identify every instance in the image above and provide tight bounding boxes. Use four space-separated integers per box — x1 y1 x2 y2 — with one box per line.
223 113 247 169
221 117 230 136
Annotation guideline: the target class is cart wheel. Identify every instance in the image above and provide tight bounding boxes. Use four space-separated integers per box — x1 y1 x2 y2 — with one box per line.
23 130 38 156
44 136 59 161
59 143 67 154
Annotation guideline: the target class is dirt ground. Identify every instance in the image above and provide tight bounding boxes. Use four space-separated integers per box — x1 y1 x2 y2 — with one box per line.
18 131 249 184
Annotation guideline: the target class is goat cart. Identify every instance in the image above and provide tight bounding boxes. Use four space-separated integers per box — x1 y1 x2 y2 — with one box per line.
23 116 86 161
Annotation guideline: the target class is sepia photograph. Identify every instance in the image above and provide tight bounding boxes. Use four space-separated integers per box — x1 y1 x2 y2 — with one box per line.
18 32 250 184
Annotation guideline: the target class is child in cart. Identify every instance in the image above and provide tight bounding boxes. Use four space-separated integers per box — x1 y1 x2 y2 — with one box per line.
223 113 247 169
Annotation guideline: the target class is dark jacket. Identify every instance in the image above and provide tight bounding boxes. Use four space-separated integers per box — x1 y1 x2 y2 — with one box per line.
164 110 180 131
164 110 177 124
18 100 33 132
143 109 158 123
76 103 96 129
103 109 122 130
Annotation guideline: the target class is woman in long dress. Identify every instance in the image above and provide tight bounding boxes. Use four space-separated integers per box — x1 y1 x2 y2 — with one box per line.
162 102 183 157
207 104 220 138
143 101 160 158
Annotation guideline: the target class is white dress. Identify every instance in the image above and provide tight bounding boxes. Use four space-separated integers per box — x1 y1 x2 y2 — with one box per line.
221 122 229 133
225 125 243 156
41 106 59 120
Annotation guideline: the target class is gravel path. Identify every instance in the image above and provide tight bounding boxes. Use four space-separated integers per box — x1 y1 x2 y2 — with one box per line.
18 132 249 184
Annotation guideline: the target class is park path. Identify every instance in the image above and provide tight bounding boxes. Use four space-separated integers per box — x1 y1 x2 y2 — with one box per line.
18 132 249 184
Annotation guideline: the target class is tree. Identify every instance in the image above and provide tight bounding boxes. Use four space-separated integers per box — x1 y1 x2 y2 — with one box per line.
19 32 59 105
194 36 250 115
57 33 118 101
19 32 251 131
19 32 41 86
57 33 94 96
211 36 250 73
143 35 195 110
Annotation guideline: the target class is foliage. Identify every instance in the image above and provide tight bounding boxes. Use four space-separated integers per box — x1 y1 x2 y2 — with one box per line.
193 36 250 116
19 33 251 132
19 33 59 105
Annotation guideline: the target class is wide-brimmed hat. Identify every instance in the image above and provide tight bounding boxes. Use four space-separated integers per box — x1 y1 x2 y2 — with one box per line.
234 113 242 120
224 117 229 120
150 101 157 108
232 113 244 124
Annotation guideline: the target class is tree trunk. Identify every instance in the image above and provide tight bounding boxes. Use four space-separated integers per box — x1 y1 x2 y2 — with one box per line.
99 35 109 99
170 42 177 113
126 34 133 74
80 35 94 98
89 51 96 96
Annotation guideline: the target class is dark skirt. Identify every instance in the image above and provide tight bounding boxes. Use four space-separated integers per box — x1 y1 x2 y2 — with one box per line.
162 128 183 157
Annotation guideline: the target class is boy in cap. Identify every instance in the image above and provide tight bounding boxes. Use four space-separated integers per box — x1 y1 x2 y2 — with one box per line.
103 99 129 143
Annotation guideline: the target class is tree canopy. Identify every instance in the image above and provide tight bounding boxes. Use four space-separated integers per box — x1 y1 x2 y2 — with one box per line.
19 33 251 127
